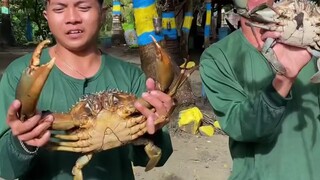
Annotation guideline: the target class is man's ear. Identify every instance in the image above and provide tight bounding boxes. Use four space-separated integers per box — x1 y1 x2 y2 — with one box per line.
43 10 48 20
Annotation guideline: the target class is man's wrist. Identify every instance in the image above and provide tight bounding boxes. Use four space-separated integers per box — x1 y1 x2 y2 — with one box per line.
10 132 39 155
19 140 39 155
272 74 294 98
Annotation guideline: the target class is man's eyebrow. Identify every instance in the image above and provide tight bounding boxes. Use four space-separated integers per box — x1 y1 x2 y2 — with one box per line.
75 0 92 6
49 2 67 6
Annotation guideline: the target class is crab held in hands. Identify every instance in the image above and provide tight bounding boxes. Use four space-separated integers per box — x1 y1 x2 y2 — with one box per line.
238 0 320 82
16 38 197 180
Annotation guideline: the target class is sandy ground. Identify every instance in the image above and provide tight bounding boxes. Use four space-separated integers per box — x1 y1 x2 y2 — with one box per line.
133 134 232 180
0 45 232 180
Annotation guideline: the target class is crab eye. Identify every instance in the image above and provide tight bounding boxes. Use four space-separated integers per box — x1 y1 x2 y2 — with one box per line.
112 96 119 105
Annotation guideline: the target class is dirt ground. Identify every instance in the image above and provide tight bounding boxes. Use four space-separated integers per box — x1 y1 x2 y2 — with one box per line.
0 46 232 180
134 134 231 180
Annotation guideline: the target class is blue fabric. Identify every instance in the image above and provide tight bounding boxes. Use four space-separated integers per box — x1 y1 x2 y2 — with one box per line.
25 17 33 41
137 31 163 46
133 0 154 8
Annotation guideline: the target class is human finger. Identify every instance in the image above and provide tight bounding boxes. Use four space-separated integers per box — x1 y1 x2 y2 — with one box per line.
146 77 156 91
146 114 157 134
150 91 173 106
24 130 51 147
134 99 154 118
6 100 21 126
18 115 53 141
10 112 42 136
149 91 174 115
141 92 167 115
134 100 157 134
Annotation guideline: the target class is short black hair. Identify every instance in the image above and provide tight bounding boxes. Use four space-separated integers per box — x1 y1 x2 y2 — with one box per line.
44 0 104 7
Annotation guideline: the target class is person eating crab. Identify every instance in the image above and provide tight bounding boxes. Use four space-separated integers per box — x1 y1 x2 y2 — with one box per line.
200 0 320 179
0 0 175 180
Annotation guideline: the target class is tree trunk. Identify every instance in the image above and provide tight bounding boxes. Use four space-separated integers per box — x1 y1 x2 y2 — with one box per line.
203 0 212 48
180 0 193 59
111 0 125 45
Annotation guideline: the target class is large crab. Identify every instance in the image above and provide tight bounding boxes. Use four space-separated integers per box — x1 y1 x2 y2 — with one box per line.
236 0 320 82
16 37 197 180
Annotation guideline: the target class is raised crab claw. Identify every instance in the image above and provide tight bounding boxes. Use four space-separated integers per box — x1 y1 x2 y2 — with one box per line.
16 37 197 180
16 39 55 121
238 0 320 82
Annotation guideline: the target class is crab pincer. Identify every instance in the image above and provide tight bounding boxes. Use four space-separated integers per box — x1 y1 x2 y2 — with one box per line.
16 39 55 121
149 35 174 92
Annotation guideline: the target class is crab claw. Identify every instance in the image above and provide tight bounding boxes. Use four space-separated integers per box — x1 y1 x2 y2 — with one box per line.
149 35 174 92
16 39 55 121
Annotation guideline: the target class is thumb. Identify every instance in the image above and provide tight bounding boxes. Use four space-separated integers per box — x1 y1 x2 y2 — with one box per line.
6 100 21 124
146 78 156 91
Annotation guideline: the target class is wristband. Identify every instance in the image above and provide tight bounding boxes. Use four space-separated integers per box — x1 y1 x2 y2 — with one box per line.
19 140 39 154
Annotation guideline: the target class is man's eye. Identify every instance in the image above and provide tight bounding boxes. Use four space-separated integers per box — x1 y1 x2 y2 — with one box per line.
53 8 64 13
79 6 90 11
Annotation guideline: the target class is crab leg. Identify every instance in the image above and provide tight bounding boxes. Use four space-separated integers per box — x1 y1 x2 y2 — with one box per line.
51 114 83 130
16 39 55 121
72 153 93 180
130 138 161 172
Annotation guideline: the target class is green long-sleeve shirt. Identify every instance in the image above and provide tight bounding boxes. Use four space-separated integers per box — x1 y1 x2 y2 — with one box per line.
200 29 320 180
0 49 173 180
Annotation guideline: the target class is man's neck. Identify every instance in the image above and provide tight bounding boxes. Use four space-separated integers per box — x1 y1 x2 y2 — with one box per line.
51 44 102 79
54 45 101 65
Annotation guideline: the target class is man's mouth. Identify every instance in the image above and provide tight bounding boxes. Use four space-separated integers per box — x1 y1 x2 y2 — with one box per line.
67 30 83 34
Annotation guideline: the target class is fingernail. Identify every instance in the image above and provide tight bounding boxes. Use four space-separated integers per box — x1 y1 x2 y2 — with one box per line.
150 91 157 95
142 92 149 97
45 115 54 122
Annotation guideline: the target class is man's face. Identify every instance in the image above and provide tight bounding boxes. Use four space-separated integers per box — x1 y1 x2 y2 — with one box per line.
43 0 103 51
247 0 273 10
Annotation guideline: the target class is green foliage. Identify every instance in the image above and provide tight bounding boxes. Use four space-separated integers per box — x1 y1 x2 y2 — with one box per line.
99 0 113 37
10 0 50 45
121 0 134 24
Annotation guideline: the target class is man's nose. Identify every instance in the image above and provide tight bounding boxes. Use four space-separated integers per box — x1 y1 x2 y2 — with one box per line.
66 8 81 24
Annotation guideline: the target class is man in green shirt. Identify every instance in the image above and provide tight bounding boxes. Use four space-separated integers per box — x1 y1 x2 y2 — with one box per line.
0 0 174 179
200 0 317 179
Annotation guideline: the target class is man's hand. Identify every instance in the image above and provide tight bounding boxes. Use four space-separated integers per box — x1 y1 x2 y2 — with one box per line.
261 31 312 79
261 31 313 97
134 78 175 134
6 100 53 147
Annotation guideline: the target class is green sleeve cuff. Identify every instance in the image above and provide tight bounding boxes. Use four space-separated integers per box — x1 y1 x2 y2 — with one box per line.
263 82 292 107
9 132 38 157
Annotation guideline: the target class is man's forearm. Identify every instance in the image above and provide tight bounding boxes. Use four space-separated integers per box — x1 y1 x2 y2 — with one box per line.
0 131 35 179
